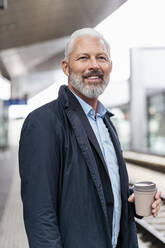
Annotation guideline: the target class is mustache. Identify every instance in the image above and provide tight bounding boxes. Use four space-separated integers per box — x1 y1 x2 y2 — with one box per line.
83 70 104 79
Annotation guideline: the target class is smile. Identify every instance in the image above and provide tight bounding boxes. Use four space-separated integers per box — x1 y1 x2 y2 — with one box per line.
83 72 104 80
84 76 103 84
88 76 100 79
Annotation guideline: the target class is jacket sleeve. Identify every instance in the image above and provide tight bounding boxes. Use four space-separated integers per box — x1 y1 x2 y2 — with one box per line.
19 113 63 248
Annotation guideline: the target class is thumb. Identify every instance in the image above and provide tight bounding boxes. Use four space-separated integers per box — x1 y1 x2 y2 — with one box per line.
128 193 135 203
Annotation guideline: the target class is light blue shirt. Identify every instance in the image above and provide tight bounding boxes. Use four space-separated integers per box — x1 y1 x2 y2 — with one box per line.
72 92 122 248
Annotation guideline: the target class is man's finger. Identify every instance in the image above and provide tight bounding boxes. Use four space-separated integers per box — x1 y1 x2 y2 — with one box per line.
128 193 135 203
152 197 161 208
155 190 161 200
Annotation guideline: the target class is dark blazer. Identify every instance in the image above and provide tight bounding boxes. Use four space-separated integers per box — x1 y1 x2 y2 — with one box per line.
19 85 139 248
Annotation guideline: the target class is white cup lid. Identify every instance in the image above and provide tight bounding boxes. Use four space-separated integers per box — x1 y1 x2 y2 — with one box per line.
134 181 156 192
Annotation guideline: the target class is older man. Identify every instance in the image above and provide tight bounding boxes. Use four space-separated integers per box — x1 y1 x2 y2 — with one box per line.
19 28 161 248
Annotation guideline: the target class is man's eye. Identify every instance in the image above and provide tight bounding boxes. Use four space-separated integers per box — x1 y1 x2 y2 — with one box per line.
98 56 107 60
78 56 87 60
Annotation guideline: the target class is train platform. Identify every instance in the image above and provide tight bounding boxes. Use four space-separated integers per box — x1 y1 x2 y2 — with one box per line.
126 159 165 246
125 152 165 197
0 147 164 248
124 151 165 173
0 147 28 248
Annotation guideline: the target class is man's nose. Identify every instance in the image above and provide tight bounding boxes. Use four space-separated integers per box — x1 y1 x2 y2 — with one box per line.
88 57 99 69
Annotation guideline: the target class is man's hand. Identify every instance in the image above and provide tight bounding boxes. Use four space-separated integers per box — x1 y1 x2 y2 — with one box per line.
128 190 162 217
151 191 161 217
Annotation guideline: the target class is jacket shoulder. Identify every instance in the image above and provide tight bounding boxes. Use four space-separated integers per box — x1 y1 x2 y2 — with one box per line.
29 99 58 119
22 98 65 131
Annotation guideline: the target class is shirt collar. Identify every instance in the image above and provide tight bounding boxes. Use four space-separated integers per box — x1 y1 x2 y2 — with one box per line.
70 89 107 119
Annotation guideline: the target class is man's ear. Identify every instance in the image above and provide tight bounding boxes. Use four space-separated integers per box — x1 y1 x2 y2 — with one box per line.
62 60 70 76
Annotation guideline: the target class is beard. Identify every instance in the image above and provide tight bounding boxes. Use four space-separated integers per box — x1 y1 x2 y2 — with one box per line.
68 68 109 99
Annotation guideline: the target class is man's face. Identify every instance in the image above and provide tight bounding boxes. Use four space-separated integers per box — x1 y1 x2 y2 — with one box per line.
62 35 112 99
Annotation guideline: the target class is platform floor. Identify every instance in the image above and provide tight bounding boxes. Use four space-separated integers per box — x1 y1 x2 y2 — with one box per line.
0 147 28 248
0 147 164 248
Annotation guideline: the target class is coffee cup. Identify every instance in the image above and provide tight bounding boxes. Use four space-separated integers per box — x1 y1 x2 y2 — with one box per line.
134 181 157 217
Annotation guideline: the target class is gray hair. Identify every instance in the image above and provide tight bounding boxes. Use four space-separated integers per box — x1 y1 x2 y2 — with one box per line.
64 28 111 62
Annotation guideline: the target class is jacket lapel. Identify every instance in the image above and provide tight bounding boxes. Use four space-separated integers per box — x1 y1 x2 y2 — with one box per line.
63 89 111 240
76 108 110 175
65 107 111 241
67 89 110 174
